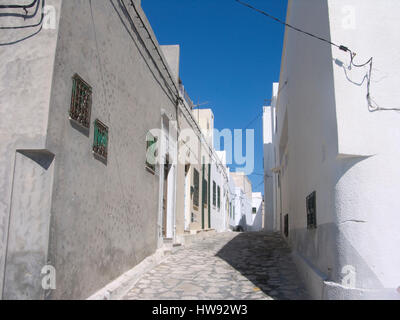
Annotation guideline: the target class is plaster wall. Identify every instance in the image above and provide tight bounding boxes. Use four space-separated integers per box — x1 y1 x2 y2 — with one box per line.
327 0 400 296
210 155 226 232
274 0 342 298
43 0 181 299
1 0 181 299
263 106 275 231
250 193 263 231
276 0 400 299
0 0 62 299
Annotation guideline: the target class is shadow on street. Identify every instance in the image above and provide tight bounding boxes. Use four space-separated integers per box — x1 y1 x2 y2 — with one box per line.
216 232 309 300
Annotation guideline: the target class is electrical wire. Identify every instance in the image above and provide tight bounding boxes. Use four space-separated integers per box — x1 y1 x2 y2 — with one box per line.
235 0 342 49
0 0 37 10
346 50 400 112
0 0 44 30
0 0 40 19
243 110 263 130
0 0 44 45
236 0 400 112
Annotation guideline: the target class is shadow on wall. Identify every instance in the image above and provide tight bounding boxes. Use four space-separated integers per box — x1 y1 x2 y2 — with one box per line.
216 232 309 300
291 221 400 299
251 208 264 232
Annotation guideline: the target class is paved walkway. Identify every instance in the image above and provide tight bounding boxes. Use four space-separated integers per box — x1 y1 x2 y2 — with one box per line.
123 232 309 300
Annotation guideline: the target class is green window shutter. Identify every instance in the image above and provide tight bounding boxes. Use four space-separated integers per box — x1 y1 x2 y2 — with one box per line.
93 119 109 161
212 181 216 206
193 169 199 207
145 132 157 172
217 186 221 209
203 180 208 206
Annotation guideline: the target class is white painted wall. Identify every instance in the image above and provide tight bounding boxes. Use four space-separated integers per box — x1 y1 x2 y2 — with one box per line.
273 0 400 299
210 155 226 232
250 192 264 231
263 105 276 231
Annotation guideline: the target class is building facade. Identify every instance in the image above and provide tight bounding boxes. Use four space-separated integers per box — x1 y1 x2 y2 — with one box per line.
0 0 224 300
250 192 264 232
229 172 252 231
265 0 400 299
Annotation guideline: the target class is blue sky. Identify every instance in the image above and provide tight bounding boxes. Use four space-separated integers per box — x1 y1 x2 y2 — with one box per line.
142 0 288 194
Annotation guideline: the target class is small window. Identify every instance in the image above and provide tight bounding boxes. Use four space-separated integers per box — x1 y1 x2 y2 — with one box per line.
307 191 317 229
145 132 158 172
69 74 92 129
93 119 108 161
252 207 257 214
193 169 200 207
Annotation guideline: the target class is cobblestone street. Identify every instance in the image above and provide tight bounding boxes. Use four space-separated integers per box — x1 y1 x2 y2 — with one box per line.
123 232 309 300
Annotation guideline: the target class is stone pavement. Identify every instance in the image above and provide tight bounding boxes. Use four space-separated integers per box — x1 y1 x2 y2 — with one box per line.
123 232 309 300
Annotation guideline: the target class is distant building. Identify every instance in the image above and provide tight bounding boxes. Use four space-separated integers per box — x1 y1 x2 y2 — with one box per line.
250 192 264 231
229 172 252 231
0 0 224 300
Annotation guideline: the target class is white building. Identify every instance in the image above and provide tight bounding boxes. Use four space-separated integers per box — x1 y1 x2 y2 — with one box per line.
250 192 264 231
265 0 400 299
229 172 252 231
210 151 230 232
263 95 279 231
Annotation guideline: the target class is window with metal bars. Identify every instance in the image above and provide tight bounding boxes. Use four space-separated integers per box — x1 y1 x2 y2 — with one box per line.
307 191 317 229
93 119 108 161
69 74 92 129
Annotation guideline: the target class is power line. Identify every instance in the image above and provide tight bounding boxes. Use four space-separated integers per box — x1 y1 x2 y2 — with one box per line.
0 0 41 19
0 0 44 45
0 0 37 10
243 110 263 130
0 0 44 30
235 0 343 50
236 0 400 112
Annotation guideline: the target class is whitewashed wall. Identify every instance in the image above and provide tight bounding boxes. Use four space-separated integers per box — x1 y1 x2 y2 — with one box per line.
275 0 400 299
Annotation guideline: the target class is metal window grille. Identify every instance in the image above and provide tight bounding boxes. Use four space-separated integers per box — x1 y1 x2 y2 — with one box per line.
69 74 92 129
252 207 257 214
93 119 109 161
307 191 317 229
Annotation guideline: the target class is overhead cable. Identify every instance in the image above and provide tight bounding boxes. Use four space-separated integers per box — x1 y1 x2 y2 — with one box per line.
235 0 400 112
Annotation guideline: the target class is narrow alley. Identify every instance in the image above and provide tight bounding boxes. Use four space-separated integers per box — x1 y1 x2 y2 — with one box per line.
123 232 309 300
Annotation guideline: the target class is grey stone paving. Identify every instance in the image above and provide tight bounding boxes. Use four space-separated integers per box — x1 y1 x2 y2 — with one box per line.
123 232 309 300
